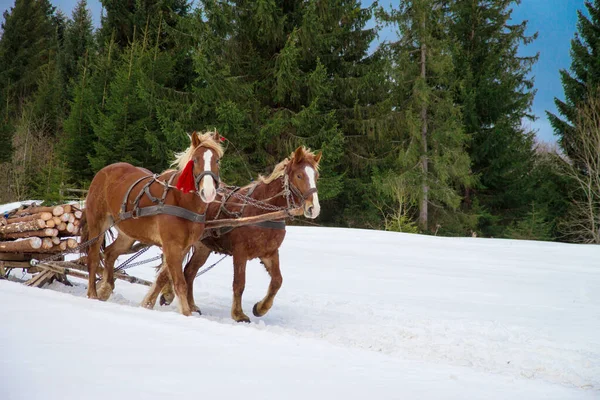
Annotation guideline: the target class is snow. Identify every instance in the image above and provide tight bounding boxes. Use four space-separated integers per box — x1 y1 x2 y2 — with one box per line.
1 201 599 399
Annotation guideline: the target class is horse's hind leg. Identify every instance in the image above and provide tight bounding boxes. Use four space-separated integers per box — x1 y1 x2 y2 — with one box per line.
253 250 282 317
85 219 110 300
231 253 250 323
141 257 169 309
97 233 135 301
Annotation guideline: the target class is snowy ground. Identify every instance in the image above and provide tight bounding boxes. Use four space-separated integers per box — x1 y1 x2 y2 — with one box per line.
1 202 599 399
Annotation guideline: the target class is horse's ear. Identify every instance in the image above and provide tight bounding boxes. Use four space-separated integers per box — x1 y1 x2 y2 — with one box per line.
213 129 222 143
191 131 201 148
314 150 322 164
292 146 305 164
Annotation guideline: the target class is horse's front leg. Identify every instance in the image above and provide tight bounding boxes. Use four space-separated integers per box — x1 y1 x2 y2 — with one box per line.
182 244 212 314
253 251 282 317
231 253 250 323
164 245 192 316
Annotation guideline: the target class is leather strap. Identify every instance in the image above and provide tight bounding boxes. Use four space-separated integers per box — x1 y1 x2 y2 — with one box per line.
120 204 205 223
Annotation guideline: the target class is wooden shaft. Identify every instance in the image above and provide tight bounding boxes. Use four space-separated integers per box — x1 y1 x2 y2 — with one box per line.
204 208 302 229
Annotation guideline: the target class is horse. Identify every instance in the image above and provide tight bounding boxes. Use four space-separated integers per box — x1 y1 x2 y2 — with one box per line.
80 130 224 316
141 146 322 322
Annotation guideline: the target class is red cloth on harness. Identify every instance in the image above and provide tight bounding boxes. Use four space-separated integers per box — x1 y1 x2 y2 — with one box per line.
176 160 196 193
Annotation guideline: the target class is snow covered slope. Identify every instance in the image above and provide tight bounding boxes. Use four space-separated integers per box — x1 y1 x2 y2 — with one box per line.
1 203 599 399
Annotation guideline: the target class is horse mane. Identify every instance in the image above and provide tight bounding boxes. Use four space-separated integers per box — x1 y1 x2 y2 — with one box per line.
257 146 320 184
170 130 225 171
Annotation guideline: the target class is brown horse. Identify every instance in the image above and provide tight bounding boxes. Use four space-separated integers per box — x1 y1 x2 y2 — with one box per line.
81 131 224 316
142 146 322 322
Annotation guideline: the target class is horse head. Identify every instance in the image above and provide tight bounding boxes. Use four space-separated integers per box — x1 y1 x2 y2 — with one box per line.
286 146 322 219
174 130 224 203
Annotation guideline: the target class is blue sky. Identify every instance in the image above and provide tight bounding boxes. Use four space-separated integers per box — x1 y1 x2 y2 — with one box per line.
1 0 585 143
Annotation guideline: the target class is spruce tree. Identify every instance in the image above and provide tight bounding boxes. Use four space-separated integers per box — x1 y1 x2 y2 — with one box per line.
451 0 538 236
377 0 472 233
547 0 600 160
189 0 386 226
0 0 58 105
60 0 95 94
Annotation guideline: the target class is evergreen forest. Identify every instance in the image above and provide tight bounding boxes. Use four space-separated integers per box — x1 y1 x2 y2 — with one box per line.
1 0 599 243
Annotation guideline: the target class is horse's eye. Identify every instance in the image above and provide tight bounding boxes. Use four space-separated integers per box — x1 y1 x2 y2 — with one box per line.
216 159 220 164
297 173 302 179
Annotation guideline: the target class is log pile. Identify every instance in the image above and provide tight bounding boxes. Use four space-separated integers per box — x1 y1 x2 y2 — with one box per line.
0 203 82 254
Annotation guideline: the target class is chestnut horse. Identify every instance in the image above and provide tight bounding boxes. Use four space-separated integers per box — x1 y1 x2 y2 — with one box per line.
142 146 322 322
81 131 224 316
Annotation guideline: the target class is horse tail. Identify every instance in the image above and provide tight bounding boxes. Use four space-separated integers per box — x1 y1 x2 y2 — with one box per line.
79 211 90 258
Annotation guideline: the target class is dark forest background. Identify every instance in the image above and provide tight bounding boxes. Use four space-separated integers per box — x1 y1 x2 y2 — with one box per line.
1 0 599 243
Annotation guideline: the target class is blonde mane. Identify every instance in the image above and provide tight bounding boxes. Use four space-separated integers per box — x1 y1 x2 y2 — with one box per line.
258 146 320 184
170 130 225 171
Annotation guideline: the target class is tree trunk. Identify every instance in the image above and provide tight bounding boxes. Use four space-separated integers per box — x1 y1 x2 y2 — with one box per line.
12 205 64 217
7 212 53 223
419 33 429 232
0 237 43 252
1 228 58 239
0 219 46 235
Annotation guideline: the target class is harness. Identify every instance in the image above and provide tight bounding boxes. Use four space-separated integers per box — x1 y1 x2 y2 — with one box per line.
204 172 309 239
118 173 206 223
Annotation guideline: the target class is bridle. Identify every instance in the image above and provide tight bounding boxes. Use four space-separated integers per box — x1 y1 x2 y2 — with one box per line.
282 170 318 210
193 148 220 192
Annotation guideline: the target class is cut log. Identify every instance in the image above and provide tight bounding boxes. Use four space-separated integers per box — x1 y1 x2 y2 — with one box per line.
66 222 75 233
66 238 78 249
45 219 55 228
63 205 72 214
1 228 58 240
0 237 42 252
68 214 75 224
58 222 67 231
60 213 72 222
0 219 46 235
73 219 80 227
74 210 83 219
53 216 62 225
42 238 54 249
59 241 68 251
13 205 64 217
7 212 53 223
51 236 60 245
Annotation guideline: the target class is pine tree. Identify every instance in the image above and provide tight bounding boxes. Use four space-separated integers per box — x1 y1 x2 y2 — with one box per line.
451 0 539 237
377 0 472 233
548 1 600 159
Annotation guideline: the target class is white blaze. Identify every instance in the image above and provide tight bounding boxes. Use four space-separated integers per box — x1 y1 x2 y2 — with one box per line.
201 150 216 201
305 166 320 218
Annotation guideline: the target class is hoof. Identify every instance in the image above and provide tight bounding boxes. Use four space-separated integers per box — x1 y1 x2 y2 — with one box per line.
233 313 251 323
159 294 173 306
252 303 262 317
191 305 202 315
97 281 113 301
